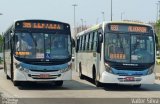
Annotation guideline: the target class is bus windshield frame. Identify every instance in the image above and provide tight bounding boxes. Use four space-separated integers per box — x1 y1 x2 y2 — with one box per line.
13 21 72 62
104 24 155 64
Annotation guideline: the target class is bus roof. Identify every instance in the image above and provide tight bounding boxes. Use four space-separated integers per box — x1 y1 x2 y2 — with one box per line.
107 21 151 27
11 19 70 27
76 23 102 37
17 19 68 23
4 19 70 34
76 21 152 37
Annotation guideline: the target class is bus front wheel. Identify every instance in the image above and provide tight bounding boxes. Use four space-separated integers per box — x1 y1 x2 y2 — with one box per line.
6 75 10 80
93 69 101 87
79 63 84 79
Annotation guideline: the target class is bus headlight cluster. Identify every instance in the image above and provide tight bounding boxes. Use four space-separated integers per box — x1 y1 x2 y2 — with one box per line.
105 63 112 73
15 63 20 69
60 64 72 73
19 67 24 71
24 69 29 73
147 65 154 75
19 67 29 73
15 63 24 71
15 63 29 73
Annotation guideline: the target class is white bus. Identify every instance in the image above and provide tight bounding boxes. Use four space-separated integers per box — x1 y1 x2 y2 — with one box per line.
75 21 156 87
3 19 72 86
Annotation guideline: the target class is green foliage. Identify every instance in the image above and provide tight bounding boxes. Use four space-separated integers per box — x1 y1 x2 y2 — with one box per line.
155 20 160 50
156 20 160 27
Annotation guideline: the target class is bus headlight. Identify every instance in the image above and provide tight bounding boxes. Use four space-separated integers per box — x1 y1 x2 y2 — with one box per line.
147 65 154 75
105 63 112 73
24 69 29 73
15 63 29 73
60 64 72 73
19 67 29 73
15 63 20 69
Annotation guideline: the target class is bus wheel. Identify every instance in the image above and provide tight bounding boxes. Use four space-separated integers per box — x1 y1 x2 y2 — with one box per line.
6 75 10 80
10 64 14 81
93 69 101 87
13 81 21 86
79 63 84 79
4 62 6 73
55 81 63 87
4 63 10 80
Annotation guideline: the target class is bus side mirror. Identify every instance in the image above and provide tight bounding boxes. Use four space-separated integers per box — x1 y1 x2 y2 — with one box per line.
97 32 103 53
75 39 79 53
98 32 103 43
71 37 75 47
155 33 158 45
11 33 14 36
10 30 14 36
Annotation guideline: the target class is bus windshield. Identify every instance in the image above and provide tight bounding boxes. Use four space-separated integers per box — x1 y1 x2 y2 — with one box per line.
14 32 71 60
104 33 154 63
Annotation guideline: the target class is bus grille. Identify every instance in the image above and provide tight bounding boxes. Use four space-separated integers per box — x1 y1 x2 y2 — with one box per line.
30 69 59 72
112 66 147 71
29 74 61 79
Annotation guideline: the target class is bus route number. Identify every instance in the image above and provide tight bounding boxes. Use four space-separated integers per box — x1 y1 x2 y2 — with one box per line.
110 25 119 31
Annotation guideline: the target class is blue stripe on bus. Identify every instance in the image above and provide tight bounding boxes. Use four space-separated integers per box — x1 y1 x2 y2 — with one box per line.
19 63 68 70
112 68 148 76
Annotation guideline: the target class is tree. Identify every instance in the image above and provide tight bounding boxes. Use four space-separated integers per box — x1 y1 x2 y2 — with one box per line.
155 20 160 50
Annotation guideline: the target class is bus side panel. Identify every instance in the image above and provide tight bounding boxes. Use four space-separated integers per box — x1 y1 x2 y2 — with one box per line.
5 50 12 78
77 53 87 76
77 52 97 79
99 42 106 83
76 52 100 79
85 52 97 78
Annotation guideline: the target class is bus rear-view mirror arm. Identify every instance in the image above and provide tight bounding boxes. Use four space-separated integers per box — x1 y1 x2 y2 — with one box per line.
98 32 103 43
155 33 158 45
71 37 75 47
97 32 103 53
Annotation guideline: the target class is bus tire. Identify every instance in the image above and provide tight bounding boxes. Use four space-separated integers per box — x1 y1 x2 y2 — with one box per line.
11 65 14 81
4 62 10 80
79 63 84 79
6 75 10 80
93 68 101 87
4 62 6 73
55 81 63 87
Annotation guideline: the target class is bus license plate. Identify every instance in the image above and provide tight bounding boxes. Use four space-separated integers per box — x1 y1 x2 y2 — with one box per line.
39 74 49 78
125 77 135 81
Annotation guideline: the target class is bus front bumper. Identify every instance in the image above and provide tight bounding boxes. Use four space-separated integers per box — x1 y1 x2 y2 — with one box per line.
14 69 72 82
100 71 155 85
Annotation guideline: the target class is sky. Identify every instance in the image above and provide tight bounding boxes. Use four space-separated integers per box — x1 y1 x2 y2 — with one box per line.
0 0 159 33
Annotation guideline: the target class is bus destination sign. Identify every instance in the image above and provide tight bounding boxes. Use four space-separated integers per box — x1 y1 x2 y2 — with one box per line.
110 24 148 33
17 22 64 30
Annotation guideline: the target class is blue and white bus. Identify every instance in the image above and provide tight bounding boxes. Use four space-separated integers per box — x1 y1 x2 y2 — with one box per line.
3 19 72 86
75 21 156 87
